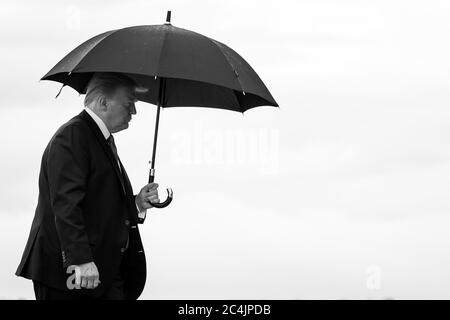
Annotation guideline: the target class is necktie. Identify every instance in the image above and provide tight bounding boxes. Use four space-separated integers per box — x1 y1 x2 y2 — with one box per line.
107 134 121 173
107 134 126 194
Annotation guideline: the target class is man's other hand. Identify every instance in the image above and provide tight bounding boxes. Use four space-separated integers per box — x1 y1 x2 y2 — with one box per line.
136 182 160 211
71 261 100 289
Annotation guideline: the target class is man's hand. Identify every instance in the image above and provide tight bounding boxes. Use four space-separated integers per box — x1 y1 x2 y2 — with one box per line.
71 261 100 289
136 183 160 211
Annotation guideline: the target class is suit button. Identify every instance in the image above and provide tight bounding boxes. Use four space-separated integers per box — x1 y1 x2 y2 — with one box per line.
124 219 130 226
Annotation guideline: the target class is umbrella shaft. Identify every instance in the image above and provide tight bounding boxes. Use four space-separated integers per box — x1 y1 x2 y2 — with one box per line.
150 77 166 171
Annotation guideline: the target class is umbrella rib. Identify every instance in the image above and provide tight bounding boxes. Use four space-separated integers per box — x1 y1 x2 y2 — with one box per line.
209 39 244 93
154 26 171 78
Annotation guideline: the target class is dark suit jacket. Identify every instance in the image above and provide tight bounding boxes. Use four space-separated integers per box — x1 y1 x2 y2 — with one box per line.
16 110 147 299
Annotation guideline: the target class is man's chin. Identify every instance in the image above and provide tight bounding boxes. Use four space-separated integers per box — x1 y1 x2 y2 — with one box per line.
112 123 129 133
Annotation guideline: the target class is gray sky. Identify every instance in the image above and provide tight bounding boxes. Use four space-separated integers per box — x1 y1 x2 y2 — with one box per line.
1 0 450 299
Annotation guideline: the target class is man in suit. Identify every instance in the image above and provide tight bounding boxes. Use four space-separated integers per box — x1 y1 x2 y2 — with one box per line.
16 72 159 300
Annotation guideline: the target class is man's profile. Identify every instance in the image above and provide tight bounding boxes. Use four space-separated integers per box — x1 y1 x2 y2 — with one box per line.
16 72 159 300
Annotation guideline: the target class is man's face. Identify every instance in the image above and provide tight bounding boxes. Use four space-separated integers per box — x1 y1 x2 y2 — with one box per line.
104 86 137 133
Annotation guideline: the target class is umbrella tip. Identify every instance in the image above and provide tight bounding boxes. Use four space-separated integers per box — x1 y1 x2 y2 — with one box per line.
165 10 171 24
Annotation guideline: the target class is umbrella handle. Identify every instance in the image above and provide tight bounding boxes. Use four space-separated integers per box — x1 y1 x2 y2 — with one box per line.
148 168 173 208
149 187 173 208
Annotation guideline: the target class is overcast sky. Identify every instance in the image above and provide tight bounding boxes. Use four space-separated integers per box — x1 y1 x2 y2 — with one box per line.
1 0 450 299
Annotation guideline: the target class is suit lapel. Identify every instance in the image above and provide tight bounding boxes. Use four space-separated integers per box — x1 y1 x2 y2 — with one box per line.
78 110 126 196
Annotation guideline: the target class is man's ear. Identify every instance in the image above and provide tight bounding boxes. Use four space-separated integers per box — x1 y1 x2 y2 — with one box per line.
98 96 108 111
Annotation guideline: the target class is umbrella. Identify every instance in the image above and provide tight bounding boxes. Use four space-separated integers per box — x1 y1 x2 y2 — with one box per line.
42 11 279 208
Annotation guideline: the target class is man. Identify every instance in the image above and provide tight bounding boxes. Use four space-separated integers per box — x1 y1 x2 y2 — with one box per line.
16 72 159 300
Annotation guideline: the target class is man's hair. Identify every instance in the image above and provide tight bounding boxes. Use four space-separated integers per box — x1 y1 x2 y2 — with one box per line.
84 72 137 108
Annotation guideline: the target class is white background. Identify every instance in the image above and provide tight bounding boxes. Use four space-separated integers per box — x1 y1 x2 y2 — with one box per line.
1 0 450 299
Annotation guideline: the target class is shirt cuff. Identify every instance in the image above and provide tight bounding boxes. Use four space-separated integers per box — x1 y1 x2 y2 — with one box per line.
135 202 147 220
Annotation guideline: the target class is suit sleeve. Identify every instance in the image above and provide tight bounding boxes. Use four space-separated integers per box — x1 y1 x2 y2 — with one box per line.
47 123 93 268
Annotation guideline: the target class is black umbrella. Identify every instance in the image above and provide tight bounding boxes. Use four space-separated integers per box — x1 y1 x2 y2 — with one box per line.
42 11 279 208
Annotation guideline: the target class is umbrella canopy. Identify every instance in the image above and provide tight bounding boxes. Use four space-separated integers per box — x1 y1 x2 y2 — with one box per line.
42 19 278 112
